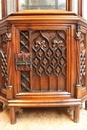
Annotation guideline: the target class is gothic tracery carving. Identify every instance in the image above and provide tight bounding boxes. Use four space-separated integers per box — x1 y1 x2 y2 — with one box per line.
32 30 66 77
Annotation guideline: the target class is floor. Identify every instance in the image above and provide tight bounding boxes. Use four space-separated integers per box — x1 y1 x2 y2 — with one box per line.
0 103 87 130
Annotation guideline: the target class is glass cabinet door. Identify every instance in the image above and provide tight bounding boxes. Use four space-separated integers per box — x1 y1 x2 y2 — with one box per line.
72 0 78 14
1 0 87 21
19 0 66 10
7 0 16 15
82 0 87 20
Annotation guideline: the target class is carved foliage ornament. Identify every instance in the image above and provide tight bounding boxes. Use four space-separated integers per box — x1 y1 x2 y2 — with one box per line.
76 24 81 40
2 24 12 44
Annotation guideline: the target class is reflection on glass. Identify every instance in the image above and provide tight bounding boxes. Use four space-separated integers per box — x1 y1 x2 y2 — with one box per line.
82 0 87 20
19 0 66 10
72 0 78 14
7 0 16 15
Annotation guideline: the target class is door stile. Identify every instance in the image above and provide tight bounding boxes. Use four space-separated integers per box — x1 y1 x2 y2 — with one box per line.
29 30 32 92
66 26 71 93
13 27 21 95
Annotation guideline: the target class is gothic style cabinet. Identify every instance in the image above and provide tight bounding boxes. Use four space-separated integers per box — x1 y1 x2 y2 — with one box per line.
0 0 87 124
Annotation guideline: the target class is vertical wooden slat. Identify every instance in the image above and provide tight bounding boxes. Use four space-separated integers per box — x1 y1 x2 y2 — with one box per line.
78 0 82 16
12 26 20 94
70 25 76 97
66 0 68 11
57 76 59 91
29 30 32 92
48 77 50 91
1 0 7 18
66 0 72 11
16 0 19 11
67 26 71 92
40 75 41 91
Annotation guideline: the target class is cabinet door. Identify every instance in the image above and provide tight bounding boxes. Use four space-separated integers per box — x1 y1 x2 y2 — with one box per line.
14 26 72 95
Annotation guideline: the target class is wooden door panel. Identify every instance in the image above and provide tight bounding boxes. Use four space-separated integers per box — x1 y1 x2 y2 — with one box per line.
31 30 67 92
15 29 69 93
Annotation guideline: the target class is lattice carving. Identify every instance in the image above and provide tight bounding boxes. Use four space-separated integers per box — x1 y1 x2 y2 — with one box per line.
20 31 30 92
80 33 86 86
21 72 30 92
32 30 66 77
0 50 8 88
20 31 29 53
0 24 12 89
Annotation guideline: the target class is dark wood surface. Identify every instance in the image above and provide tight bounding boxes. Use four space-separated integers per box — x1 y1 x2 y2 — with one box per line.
0 10 87 124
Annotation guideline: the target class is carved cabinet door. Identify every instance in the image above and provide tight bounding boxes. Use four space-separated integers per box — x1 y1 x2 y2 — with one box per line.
14 27 72 95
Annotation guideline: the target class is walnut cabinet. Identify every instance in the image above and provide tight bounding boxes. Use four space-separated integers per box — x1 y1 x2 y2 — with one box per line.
0 10 87 124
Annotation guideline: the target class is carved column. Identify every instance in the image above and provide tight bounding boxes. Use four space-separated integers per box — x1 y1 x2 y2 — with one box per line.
75 24 82 98
3 24 13 100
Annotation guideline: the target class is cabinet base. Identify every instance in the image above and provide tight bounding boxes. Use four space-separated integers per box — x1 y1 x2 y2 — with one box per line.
8 98 81 124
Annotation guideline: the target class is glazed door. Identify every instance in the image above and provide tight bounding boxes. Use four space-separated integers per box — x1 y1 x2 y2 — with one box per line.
14 27 71 94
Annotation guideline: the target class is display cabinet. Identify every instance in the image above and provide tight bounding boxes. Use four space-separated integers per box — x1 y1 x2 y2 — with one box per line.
0 0 87 124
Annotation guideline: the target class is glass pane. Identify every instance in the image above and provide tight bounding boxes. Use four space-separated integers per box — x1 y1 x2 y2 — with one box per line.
7 0 16 15
82 0 87 20
0 0 2 19
72 0 78 14
19 0 66 10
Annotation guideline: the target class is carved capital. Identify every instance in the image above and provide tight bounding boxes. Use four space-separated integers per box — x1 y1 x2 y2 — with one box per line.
75 24 81 40
2 24 12 44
